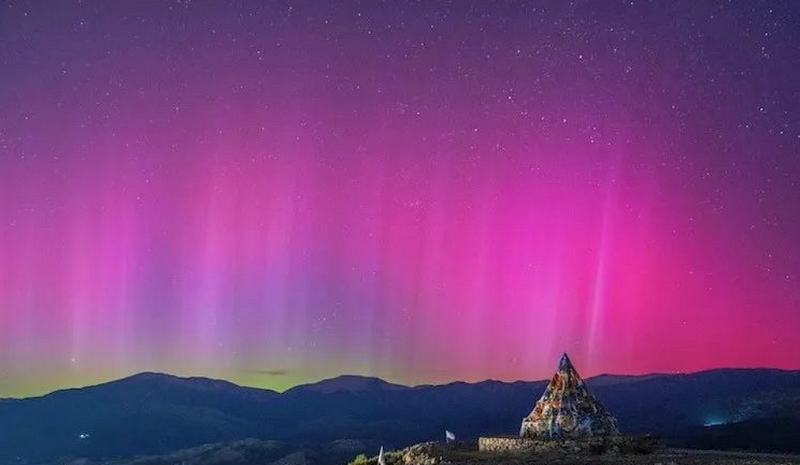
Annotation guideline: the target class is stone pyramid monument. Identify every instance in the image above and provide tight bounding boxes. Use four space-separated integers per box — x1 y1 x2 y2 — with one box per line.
520 353 619 438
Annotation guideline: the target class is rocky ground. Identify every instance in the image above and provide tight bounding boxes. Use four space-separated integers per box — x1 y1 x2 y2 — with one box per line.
351 442 800 465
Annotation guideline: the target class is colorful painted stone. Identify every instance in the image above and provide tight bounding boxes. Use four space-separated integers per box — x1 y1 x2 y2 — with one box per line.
520 353 619 438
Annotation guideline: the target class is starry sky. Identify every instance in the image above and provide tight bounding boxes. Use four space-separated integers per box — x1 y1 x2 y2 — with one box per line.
1 1 800 398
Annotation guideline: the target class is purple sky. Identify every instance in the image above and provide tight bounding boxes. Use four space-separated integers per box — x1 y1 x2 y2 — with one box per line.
1 1 799 397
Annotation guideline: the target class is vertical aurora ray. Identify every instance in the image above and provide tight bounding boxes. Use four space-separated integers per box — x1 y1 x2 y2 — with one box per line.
0 1 799 397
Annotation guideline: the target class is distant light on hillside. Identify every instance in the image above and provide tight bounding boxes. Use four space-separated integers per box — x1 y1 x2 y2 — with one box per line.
703 417 727 427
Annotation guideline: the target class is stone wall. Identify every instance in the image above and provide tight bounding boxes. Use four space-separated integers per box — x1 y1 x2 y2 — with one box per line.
479 437 533 452
478 436 657 455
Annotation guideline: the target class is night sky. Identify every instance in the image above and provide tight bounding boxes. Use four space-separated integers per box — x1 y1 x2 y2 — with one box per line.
1 1 800 398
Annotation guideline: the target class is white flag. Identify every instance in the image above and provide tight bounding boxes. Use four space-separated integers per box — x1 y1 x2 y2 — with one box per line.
445 430 456 442
378 446 386 465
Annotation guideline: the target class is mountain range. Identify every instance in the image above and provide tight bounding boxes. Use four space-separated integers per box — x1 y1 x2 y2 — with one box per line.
2 368 800 464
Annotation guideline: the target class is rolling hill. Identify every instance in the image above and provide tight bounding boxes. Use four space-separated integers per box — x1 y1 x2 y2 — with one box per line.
2 369 800 464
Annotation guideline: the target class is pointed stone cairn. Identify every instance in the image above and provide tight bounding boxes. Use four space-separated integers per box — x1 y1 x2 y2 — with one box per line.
520 353 619 438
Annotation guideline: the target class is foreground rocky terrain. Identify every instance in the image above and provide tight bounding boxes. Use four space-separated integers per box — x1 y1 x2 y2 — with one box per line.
67 439 370 465
352 442 800 465
65 439 800 465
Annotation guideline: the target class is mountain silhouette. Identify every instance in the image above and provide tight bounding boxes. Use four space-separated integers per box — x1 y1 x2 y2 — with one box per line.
1 368 800 464
285 375 409 394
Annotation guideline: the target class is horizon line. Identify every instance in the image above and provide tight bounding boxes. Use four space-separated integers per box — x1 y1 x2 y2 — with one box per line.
4 365 799 402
